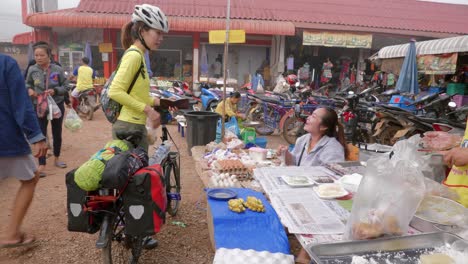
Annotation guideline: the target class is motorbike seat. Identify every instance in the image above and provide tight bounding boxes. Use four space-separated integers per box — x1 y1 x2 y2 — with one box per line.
382 89 400 96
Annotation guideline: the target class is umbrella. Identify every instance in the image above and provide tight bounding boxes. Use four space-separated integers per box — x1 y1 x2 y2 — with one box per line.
200 44 209 75
145 51 153 77
395 39 419 94
27 41 34 62
84 41 93 67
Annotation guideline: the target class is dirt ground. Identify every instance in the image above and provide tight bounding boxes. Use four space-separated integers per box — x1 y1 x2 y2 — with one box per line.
0 110 299 264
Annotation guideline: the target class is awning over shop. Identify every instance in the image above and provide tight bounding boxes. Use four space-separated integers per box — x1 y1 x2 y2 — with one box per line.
378 35 468 59
23 10 296 36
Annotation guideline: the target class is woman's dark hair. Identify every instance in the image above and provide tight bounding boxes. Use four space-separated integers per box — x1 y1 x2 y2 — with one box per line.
33 41 51 57
230 91 241 98
320 107 348 158
82 57 90 64
121 21 151 50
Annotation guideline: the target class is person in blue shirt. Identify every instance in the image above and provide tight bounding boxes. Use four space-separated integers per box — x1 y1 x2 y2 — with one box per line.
251 69 265 93
0 54 48 248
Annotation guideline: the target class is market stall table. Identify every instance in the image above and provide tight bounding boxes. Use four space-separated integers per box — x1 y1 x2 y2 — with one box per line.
191 145 467 263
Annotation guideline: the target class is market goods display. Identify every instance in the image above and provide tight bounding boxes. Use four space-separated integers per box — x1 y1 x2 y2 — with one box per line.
228 198 246 213
210 173 241 188
214 160 248 174
351 215 403 240
313 183 349 199
420 131 462 151
243 196 265 212
420 253 454 264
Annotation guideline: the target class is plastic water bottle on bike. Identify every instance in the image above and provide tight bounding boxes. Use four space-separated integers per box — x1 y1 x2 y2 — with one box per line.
149 141 173 165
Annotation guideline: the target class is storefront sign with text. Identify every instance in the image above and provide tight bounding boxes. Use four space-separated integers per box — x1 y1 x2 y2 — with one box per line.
303 31 372 49
417 53 458 74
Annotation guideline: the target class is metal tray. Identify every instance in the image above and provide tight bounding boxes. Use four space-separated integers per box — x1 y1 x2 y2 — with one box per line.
308 232 467 264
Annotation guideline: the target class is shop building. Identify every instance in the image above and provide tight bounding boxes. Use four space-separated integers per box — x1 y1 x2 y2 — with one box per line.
14 0 468 87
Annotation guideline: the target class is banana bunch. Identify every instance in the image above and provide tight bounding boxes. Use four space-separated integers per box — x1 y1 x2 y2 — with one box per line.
228 198 246 213
244 196 266 212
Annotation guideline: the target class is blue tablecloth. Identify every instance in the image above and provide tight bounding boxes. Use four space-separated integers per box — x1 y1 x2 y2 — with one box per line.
207 188 290 254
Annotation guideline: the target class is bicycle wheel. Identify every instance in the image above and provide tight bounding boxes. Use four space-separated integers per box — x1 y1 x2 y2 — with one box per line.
164 154 181 216
282 116 305 145
256 105 275 135
102 212 144 264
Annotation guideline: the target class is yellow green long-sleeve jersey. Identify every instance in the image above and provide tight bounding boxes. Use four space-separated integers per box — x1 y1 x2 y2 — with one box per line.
215 98 238 118
108 45 154 125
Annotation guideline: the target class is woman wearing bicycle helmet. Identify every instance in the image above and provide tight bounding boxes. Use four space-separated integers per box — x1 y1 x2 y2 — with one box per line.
108 4 169 152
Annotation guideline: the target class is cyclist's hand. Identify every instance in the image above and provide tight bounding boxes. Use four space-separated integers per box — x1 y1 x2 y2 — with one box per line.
153 97 160 106
145 105 161 128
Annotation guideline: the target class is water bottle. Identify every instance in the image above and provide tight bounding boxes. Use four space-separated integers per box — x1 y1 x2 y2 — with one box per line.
149 141 172 165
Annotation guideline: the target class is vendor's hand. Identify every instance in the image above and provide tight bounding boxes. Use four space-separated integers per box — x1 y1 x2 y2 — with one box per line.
237 113 246 120
144 105 161 128
32 140 48 158
441 147 468 167
169 106 178 113
46 89 55 96
276 145 288 155
28 88 37 97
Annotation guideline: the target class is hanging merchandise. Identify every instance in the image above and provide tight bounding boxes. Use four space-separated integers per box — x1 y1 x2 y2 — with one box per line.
321 58 333 84
350 65 356 84
287 55 294 71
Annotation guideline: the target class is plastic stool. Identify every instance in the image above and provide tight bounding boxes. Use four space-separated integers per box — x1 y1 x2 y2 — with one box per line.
178 121 187 137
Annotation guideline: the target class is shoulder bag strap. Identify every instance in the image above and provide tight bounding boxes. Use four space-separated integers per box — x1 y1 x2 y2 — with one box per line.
120 48 144 95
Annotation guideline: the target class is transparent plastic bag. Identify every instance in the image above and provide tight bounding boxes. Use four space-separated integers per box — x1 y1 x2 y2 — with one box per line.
424 177 459 201
344 138 426 240
47 95 62 120
64 109 83 132
146 117 159 145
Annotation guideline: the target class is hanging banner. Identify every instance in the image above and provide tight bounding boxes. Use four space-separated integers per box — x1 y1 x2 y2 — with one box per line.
209 30 246 44
303 31 372 49
417 53 458 74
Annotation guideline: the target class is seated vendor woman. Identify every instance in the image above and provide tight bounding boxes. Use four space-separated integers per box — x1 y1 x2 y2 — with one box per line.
277 107 347 166
215 91 245 121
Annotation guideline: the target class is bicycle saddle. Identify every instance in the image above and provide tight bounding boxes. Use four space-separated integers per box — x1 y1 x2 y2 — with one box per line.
115 130 143 148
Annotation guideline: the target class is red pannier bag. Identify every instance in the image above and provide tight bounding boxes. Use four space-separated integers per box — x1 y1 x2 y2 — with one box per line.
122 164 167 236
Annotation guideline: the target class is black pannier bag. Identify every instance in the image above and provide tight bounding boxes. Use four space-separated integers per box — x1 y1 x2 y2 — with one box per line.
101 147 149 190
66 169 101 233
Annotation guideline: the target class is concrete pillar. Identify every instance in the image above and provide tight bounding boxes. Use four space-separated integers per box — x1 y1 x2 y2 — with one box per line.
192 33 200 83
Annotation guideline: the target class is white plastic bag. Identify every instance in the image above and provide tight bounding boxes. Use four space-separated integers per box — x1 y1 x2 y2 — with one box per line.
146 117 159 145
47 95 62 120
344 138 426 240
64 109 83 132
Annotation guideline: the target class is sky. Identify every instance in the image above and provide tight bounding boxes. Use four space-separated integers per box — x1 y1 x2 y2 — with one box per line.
0 0 467 42
0 0 80 42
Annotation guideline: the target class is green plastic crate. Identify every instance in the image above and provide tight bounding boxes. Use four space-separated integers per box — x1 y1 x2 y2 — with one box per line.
241 127 256 144
447 83 467 95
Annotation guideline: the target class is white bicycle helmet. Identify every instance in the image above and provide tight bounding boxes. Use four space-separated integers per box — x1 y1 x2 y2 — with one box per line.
132 4 169 33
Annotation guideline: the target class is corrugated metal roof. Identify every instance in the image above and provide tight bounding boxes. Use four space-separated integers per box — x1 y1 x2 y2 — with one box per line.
23 0 468 35
71 0 468 35
12 32 33 45
24 9 295 36
378 35 468 59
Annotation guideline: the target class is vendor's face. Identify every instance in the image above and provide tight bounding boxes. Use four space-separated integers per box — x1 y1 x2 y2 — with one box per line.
34 48 50 66
142 28 164 50
231 97 240 104
304 108 327 135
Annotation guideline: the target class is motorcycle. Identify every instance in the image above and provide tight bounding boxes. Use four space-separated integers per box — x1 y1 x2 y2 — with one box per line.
200 87 220 112
70 83 98 120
